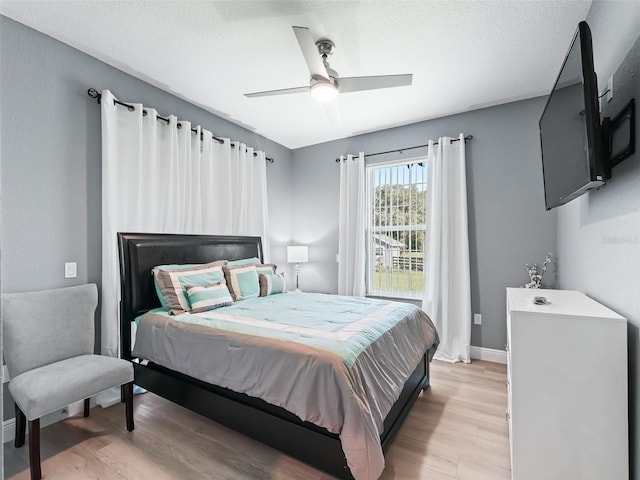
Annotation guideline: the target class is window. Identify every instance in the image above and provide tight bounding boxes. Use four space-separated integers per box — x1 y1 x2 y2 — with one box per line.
366 158 427 299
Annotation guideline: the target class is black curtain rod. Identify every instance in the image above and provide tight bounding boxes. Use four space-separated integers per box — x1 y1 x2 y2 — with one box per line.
335 135 474 162
87 88 274 163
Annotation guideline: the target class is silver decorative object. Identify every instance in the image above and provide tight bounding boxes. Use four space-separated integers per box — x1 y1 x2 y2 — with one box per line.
524 252 553 289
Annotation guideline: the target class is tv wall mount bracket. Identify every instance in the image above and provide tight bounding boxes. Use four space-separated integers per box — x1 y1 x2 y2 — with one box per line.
602 97 636 179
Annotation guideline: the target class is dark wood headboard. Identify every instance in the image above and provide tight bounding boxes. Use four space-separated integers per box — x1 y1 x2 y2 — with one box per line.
117 232 263 359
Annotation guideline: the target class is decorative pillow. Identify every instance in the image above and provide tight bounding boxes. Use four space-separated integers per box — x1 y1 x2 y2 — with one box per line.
154 260 227 314
259 274 286 296
185 282 233 313
255 264 277 276
223 264 260 301
152 263 199 309
227 257 261 266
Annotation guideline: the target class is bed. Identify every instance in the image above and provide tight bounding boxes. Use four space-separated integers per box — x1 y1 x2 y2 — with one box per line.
118 232 438 480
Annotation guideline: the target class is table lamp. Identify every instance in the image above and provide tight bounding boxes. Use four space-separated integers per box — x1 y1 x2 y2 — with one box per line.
287 245 308 292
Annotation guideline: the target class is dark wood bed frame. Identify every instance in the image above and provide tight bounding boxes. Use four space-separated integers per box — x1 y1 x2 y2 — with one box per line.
118 232 431 480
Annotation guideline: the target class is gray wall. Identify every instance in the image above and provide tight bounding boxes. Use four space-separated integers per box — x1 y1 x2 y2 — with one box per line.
0 15 294 291
0 16 293 419
292 96 557 351
557 1 640 477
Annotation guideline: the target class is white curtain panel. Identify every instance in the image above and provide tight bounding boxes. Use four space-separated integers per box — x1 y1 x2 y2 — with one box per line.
338 152 366 296
422 134 471 363
100 90 270 403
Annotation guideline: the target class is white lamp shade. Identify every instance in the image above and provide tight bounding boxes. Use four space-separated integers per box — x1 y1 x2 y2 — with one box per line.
287 245 309 263
310 82 338 102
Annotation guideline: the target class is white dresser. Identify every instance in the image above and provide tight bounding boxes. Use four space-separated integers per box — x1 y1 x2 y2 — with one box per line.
506 288 628 480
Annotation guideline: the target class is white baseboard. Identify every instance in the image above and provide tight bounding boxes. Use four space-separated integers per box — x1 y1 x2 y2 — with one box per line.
470 346 507 364
3 418 15 442
3 400 87 443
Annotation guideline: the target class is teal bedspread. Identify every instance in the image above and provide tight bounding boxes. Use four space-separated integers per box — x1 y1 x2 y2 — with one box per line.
148 292 417 367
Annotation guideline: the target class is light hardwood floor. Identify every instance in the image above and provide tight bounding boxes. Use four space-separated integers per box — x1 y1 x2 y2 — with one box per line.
4 360 510 480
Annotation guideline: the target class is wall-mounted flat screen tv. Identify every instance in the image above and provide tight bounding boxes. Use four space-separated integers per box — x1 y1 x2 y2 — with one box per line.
539 21 606 210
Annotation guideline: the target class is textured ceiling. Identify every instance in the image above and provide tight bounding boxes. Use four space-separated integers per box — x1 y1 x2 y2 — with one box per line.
0 0 593 149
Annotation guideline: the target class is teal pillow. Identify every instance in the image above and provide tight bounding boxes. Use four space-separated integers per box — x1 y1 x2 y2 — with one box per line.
259 274 286 296
152 263 199 309
255 264 277 276
154 261 227 314
223 264 260 301
185 282 233 313
227 257 261 266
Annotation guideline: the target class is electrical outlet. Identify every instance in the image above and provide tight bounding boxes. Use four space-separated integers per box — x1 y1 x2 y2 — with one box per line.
64 262 77 279
473 313 482 325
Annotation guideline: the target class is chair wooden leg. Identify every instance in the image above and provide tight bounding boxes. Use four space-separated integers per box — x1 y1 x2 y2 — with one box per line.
28 418 41 480
84 398 90 417
15 403 26 448
124 381 134 432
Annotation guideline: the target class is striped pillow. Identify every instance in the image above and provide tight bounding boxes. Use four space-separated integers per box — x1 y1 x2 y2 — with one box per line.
152 263 199 309
259 274 286 296
223 264 260 301
255 264 277 276
154 261 227 314
185 282 234 313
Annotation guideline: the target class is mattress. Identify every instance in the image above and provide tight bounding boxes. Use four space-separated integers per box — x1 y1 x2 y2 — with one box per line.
132 292 439 480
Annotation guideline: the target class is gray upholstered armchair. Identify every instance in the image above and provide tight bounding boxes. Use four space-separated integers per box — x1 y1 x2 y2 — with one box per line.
3 283 134 480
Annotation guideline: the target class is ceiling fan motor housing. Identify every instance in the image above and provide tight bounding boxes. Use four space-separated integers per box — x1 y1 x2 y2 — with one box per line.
311 74 337 86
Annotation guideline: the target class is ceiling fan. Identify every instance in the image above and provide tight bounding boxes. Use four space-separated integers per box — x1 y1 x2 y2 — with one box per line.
244 26 413 102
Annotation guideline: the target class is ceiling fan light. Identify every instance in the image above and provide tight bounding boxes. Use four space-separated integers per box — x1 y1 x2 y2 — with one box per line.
310 82 338 102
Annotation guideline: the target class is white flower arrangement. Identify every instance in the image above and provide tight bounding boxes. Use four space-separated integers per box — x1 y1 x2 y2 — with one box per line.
524 252 553 289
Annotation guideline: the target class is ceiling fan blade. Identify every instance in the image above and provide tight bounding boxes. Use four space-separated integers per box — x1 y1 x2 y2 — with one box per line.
244 86 310 98
321 99 342 125
292 26 330 80
337 74 413 93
